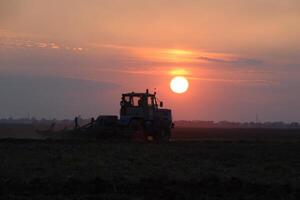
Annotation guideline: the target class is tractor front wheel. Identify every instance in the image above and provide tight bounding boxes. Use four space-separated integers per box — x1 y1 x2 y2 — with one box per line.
155 128 171 142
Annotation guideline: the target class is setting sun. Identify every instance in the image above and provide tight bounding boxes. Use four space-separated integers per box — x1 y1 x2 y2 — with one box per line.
170 76 189 94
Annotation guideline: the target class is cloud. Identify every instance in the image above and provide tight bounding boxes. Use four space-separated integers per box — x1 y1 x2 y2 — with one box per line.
0 30 86 52
0 31 265 69
0 34 274 90
198 56 263 66
92 44 266 68
189 76 275 86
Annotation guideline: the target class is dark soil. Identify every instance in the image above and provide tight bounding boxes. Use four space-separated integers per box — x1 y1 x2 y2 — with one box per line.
0 136 299 199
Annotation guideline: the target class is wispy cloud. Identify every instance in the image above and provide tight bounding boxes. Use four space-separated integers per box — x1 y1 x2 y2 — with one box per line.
91 43 264 66
0 29 86 52
0 31 272 87
189 76 275 85
93 66 274 86
198 56 263 65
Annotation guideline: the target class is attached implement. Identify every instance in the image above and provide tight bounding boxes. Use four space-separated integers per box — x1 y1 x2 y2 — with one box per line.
37 89 174 141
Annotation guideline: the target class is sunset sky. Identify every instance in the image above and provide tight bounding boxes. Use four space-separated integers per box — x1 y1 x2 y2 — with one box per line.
0 0 300 121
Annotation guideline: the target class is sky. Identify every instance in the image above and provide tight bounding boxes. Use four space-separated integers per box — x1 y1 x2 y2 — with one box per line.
0 0 300 121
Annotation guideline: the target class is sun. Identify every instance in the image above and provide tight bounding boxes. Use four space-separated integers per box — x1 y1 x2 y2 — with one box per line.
170 76 189 94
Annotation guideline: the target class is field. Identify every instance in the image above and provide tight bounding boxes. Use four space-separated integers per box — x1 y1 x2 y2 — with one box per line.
0 125 299 199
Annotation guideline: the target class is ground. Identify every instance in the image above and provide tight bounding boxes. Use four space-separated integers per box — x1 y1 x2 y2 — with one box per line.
0 126 299 199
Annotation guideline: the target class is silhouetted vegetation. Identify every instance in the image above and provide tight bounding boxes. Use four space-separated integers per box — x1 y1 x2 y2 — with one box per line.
1 118 300 129
176 120 300 129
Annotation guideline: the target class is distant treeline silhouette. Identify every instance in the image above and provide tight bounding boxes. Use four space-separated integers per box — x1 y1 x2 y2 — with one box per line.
0 118 299 129
175 120 300 129
0 117 92 128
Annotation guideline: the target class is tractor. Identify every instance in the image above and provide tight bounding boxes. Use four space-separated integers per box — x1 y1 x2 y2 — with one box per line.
37 89 174 141
118 89 173 141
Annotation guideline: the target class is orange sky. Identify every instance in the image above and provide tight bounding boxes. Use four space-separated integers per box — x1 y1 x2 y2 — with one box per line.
0 0 300 121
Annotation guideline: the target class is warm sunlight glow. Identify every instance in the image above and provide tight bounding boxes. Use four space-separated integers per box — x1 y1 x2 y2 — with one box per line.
161 49 194 62
164 49 193 56
170 68 190 76
170 76 189 94
133 48 196 63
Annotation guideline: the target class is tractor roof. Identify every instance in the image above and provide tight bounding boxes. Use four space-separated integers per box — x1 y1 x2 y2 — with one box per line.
122 92 156 97
122 89 156 97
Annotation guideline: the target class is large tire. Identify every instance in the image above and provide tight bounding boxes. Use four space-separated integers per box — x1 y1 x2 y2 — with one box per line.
155 128 171 142
129 119 146 141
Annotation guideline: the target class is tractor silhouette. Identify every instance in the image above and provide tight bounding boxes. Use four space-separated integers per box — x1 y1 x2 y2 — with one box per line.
37 89 174 142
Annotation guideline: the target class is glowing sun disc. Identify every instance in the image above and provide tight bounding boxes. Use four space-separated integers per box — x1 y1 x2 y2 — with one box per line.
170 76 189 94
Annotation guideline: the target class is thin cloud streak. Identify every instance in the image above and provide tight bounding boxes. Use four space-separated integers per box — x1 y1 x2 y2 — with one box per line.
0 30 265 68
91 43 264 66
0 30 86 52
198 56 263 66
189 76 276 86
0 31 277 88
94 67 274 86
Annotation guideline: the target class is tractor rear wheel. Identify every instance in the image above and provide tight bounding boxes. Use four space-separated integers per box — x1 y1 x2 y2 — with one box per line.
129 119 146 141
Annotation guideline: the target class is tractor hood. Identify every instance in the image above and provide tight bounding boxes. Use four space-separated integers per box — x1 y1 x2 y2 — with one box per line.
155 109 173 122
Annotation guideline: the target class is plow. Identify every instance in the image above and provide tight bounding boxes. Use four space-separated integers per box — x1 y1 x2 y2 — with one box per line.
37 89 174 142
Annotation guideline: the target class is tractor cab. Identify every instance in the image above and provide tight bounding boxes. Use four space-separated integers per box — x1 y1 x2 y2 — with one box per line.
120 89 160 118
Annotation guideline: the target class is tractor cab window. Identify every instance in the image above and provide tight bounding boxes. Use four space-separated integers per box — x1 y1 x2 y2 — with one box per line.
147 96 154 107
121 96 131 107
122 94 156 108
132 96 141 107
124 96 130 103
148 96 159 108
124 96 130 106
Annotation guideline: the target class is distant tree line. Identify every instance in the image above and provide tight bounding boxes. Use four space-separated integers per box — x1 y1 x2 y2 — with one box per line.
0 117 91 128
175 120 300 129
0 118 300 129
